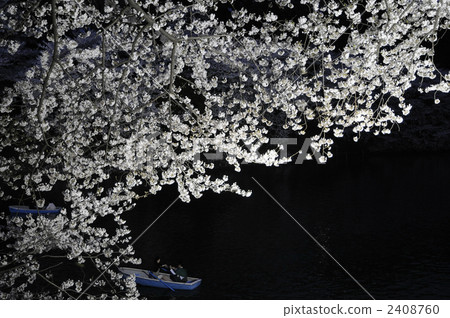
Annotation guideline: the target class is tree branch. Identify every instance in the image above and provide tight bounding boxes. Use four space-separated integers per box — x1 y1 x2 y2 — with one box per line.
127 0 179 43
36 0 60 147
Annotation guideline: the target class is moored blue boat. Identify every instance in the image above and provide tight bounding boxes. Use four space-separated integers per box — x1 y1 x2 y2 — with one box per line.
9 205 61 216
118 266 202 291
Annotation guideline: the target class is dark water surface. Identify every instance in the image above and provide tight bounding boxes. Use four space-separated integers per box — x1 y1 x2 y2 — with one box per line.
126 153 450 299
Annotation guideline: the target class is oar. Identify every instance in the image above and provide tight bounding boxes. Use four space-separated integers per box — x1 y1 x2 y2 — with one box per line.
160 266 170 273
147 271 175 292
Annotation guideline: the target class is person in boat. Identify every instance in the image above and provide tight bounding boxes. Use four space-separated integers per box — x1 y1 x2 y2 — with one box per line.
149 256 169 274
169 262 188 283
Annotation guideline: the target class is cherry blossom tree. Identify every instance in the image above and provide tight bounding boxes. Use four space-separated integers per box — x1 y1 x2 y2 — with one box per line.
0 0 449 299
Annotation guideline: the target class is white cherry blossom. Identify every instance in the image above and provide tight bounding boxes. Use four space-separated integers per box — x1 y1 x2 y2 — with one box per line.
0 0 449 299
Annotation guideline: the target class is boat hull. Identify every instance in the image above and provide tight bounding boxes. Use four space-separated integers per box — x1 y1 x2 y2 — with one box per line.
118 267 202 291
9 205 61 216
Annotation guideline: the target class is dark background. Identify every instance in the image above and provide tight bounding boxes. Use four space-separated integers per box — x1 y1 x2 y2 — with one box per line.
128 153 450 299
0 1 449 299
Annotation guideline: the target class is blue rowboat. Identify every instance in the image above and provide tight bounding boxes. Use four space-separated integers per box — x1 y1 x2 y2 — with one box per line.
9 205 61 216
118 266 202 291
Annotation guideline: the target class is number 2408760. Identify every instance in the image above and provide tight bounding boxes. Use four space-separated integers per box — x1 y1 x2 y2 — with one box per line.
387 305 439 315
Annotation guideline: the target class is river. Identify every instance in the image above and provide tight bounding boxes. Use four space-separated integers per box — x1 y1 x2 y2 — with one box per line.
127 153 450 299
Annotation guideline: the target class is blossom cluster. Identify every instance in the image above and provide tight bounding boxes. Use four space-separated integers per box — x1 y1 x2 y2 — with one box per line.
0 0 448 299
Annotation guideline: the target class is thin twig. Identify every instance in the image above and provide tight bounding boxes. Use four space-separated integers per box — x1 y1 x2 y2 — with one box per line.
37 273 76 299
127 0 179 43
38 261 64 273
36 0 59 147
